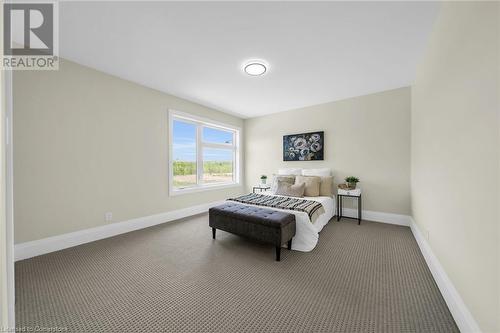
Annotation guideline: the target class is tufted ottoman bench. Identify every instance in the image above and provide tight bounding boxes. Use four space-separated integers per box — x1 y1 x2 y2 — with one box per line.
209 202 296 261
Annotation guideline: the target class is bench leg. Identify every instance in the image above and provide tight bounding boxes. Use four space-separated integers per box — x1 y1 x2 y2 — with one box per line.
275 246 281 261
287 239 292 250
212 227 216 239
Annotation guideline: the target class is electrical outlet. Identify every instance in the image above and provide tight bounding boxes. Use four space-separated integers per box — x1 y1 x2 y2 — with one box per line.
105 212 113 222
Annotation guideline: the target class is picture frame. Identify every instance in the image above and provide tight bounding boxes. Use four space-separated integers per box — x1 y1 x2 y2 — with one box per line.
283 131 324 161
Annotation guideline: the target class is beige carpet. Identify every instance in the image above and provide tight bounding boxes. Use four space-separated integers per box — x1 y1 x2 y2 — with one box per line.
16 215 459 333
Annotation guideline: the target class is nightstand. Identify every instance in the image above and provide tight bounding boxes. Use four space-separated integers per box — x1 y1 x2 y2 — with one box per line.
253 184 271 193
336 188 362 224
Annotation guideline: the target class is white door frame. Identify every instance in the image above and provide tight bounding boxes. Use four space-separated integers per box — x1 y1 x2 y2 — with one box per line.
3 69 15 328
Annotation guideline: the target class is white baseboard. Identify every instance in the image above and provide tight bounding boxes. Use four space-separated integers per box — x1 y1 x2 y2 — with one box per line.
410 218 481 333
341 208 411 226
15 200 225 261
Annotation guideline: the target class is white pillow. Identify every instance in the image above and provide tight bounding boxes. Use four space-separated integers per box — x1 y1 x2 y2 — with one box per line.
302 168 331 177
278 168 302 175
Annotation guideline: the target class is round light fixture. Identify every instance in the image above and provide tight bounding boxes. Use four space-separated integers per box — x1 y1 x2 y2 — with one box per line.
243 61 268 76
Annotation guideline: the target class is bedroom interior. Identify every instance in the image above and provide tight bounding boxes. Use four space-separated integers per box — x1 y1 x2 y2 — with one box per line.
0 1 499 333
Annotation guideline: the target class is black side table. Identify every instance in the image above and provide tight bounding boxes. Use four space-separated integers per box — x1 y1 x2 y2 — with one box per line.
336 191 362 225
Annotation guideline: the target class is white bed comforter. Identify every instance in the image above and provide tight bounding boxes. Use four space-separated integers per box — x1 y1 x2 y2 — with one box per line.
228 192 335 252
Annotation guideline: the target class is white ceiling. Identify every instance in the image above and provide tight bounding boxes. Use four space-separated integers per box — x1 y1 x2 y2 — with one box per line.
59 1 439 118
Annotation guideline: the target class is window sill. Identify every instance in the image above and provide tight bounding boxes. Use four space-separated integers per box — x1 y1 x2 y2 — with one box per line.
169 182 241 197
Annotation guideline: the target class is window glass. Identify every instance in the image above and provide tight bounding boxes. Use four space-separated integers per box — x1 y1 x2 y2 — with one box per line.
202 148 234 184
170 112 239 194
172 120 197 188
202 126 233 145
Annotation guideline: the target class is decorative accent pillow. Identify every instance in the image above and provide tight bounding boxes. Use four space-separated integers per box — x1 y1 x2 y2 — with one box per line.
319 176 334 196
302 168 331 177
295 175 321 197
271 175 296 193
275 180 305 197
278 168 302 176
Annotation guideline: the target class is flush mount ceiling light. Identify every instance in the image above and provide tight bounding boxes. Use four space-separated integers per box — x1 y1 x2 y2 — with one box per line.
243 60 268 76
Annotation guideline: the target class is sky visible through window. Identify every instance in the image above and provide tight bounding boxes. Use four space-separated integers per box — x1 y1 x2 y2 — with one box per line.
173 120 233 161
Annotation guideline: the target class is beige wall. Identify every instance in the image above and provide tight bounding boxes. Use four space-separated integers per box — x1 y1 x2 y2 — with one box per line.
0 70 6 331
245 87 411 215
0 0 12 327
13 59 245 244
411 2 499 332
0 0 8 325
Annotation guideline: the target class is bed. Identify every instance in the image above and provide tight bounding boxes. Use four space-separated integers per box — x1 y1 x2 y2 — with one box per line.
227 190 335 252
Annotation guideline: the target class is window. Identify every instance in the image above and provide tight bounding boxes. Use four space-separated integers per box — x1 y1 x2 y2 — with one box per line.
169 110 240 195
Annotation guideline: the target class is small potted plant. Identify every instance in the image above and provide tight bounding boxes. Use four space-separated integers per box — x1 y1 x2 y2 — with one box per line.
345 176 359 189
260 175 268 185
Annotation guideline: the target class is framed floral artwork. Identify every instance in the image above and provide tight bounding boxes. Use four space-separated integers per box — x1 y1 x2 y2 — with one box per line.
283 131 324 161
